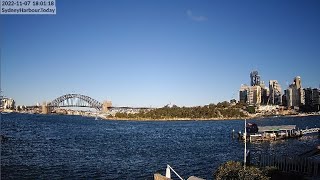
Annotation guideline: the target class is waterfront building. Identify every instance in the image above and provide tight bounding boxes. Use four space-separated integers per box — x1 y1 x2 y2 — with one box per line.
247 88 254 105
261 87 269 105
300 88 305 105
282 92 287 107
295 76 305 105
245 85 261 105
1 97 15 110
239 84 250 104
286 87 293 107
252 85 261 105
240 71 265 106
312 88 320 111
304 88 313 111
269 80 282 105
303 88 320 112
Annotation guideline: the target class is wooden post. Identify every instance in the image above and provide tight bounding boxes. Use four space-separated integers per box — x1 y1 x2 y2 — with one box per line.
283 156 286 171
292 158 295 172
313 161 316 176
297 159 300 172
299 158 302 173
285 157 288 172
308 159 311 175
244 119 247 170
232 129 235 139
315 161 319 176
268 155 270 167
303 158 306 173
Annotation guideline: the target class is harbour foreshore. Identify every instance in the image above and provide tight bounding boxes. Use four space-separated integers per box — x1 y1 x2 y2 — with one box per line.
4 110 319 122
101 113 320 121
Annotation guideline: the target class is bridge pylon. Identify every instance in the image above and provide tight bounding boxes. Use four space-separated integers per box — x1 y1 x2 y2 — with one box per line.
102 101 112 113
42 102 52 114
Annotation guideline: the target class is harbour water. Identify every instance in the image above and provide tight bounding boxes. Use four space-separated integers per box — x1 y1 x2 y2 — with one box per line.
1 113 320 179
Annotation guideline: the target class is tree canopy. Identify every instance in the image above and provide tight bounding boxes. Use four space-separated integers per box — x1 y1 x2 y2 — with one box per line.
114 102 248 120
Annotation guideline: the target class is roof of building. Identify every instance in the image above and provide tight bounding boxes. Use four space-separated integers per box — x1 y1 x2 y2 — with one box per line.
258 125 296 132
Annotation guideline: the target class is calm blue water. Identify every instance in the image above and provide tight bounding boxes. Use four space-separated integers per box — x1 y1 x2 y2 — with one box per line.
1 113 320 179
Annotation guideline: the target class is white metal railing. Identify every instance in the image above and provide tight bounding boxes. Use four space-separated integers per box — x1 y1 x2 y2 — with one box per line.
166 164 184 180
301 128 320 134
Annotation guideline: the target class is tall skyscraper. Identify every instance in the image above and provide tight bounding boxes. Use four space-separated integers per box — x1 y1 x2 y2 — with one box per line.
312 88 320 111
239 71 265 105
286 76 304 108
282 91 287 107
250 71 261 86
269 80 282 105
304 88 313 110
286 87 293 107
294 76 302 89
239 84 250 104
239 84 261 105
250 85 262 105
303 88 320 111
260 84 269 105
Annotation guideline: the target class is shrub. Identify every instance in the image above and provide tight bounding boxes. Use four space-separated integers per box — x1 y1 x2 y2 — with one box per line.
214 161 269 180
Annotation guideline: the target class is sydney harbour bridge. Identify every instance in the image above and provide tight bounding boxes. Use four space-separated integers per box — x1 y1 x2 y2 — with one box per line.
40 93 149 114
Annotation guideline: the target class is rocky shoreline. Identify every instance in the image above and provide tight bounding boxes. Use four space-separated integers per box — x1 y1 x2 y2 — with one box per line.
3 110 320 121
99 113 320 121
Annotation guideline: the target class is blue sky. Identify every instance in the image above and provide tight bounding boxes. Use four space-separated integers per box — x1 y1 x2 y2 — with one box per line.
1 0 320 107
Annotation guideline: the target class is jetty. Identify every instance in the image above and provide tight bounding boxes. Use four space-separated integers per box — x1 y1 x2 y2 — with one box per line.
238 124 320 142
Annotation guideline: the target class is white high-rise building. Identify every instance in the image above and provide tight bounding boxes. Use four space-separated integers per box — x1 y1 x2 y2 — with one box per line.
239 84 250 104
286 76 304 108
269 80 282 105
1 97 15 110
250 85 262 105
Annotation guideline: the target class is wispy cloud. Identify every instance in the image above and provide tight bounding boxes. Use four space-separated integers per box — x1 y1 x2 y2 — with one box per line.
186 10 207 22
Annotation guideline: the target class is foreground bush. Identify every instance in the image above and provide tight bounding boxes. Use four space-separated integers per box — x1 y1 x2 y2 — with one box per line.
214 161 269 180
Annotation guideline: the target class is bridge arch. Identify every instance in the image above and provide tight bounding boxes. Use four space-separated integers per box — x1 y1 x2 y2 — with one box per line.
49 94 103 111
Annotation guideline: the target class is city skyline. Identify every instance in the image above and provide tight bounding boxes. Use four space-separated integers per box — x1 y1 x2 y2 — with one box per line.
1 0 320 107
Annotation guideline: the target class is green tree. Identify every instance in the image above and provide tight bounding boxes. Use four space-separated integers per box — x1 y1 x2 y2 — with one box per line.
113 101 248 120
247 106 256 114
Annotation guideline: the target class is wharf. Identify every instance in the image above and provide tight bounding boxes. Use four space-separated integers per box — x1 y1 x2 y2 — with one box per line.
237 125 320 142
